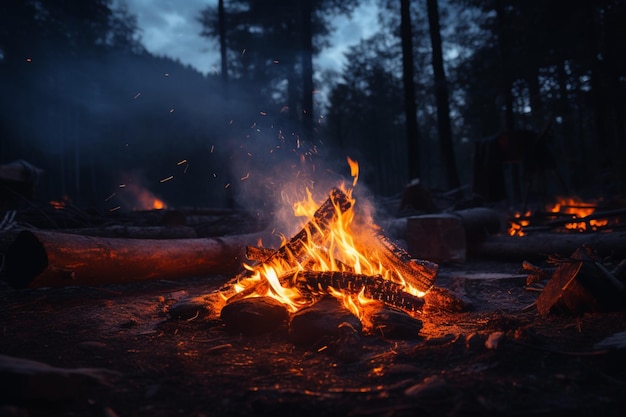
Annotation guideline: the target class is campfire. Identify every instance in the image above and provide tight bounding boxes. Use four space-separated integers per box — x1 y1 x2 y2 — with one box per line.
508 195 625 236
207 158 438 334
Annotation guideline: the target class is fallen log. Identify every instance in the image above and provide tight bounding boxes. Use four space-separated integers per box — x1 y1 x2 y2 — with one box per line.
2 229 257 288
470 231 626 261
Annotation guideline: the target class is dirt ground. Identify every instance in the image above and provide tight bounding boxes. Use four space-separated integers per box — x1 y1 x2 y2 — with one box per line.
1 257 625 417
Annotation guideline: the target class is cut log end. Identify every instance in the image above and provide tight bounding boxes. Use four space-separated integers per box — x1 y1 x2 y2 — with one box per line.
3 230 49 289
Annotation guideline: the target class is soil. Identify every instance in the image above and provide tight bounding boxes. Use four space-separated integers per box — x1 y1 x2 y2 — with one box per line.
1 257 625 417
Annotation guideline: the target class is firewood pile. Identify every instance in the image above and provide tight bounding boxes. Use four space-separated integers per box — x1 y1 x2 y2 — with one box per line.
168 186 449 340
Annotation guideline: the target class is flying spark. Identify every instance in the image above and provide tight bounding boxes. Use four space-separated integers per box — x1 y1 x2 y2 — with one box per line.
160 176 174 183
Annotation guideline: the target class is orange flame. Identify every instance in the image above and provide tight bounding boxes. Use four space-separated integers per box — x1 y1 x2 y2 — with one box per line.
547 196 605 231
508 211 531 236
49 195 71 209
123 183 167 211
509 196 609 235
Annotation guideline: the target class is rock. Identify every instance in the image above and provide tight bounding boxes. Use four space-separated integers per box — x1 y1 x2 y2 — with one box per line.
289 296 361 346
169 294 221 321
76 341 108 353
465 332 487 351
485 331 505 350
220 296 289 336
404 375 448 399
362 303 423 340
0 354 116 404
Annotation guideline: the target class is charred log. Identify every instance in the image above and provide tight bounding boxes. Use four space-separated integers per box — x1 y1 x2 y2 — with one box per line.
293 270 425 313
369 229 438 293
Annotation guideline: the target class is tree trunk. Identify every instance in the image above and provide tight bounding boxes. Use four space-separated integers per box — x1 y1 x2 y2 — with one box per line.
300 0 314 142
218 0 228 85
495 0 515 130
400 0 422 181
426 0 460 190
527 70 544 126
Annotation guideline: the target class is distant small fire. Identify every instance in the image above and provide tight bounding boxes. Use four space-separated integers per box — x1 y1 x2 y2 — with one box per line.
508 196 613 236
49 195 71 209
546 196 608 232
117 182 167 211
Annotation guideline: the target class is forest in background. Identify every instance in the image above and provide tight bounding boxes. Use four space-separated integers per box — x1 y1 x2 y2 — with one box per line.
0 0 624 213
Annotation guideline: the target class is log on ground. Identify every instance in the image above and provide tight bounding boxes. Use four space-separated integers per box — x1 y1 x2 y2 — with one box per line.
470 231 626 261
2 229 257 288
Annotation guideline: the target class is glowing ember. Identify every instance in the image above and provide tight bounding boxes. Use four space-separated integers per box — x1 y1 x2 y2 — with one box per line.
509 196 611 235
223 158 434 317
49 195 70 209
547 196 606 231
508 211 531 236
123 183 167 211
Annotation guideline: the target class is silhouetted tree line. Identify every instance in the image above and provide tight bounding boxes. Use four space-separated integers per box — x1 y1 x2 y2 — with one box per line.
1 0 624 210
0 0 266 209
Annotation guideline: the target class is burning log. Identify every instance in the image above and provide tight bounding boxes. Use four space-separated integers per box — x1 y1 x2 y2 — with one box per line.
294 271 425 313
245 245 275 262
369 230 438 293
260 187 351 265
223 187 352 301
2 229 255 288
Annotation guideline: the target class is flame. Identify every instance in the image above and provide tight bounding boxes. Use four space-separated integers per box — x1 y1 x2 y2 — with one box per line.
508 210 531 236
509 196 609 235
123 183 167 210
227 157 423 318
547 196 605 231
49 195 71 209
